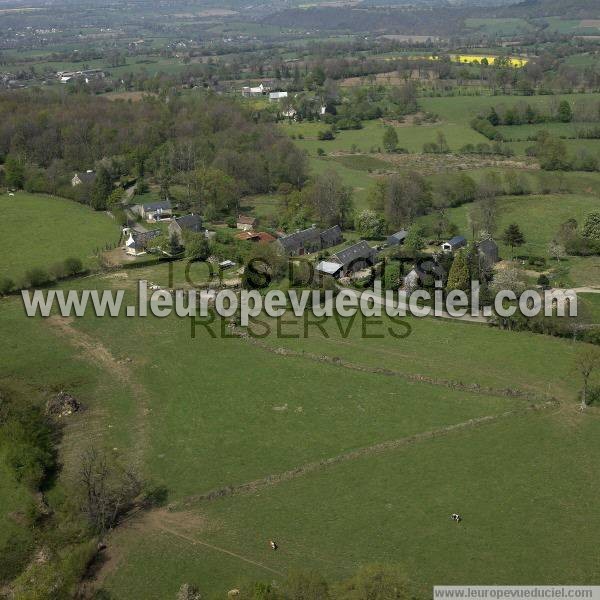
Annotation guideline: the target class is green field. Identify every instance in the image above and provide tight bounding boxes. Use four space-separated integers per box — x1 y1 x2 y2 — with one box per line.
464 18 536 36
281 119 487 155
422 193 600 257
0 192 120 282
2 257 599 597
496 122 599 141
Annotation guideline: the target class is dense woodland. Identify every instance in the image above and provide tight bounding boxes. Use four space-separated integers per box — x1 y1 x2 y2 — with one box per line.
0 90 308 215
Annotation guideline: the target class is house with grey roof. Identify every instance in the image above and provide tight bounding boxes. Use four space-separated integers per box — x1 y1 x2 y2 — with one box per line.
320 225 343 248
478 238 499 266
387 230 408 247
317 240 377 277
124 229 162 256
404 260 445 290
277 224 342 256
277 226 323 256
441 235 467 253
168 214 204 246
132 200 173 222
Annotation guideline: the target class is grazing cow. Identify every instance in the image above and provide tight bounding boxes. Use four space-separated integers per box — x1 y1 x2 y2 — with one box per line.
269 540 278 550
451 513 462 523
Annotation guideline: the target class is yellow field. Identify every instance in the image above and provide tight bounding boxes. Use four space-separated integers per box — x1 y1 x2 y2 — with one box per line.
448 54 528 67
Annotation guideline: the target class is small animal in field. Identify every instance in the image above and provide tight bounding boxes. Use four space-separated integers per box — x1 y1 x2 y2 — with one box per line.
451 513 462 523
269 540 278 550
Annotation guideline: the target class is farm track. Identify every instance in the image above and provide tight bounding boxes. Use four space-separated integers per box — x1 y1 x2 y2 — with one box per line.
45 316 149 469
179 398 559 508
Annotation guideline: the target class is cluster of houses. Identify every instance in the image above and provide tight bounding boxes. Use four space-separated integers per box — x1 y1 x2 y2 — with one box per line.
57 69 105 84
240 82 290 102
124 212 205 256
119 195 500 288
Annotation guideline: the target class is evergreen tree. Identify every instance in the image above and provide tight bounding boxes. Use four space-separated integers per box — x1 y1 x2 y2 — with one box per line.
446 249 470 292
502 223 526 259
382 126 398 153
4 155 25 189
91 167 112 211
558 100 573 123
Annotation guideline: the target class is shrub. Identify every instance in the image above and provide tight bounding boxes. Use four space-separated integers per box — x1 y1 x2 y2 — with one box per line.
317 129 335 141
471 117 503 141
537 274 550 288
565 236 600 256
63 257 84 276
0 276 14 296
24 267 50 288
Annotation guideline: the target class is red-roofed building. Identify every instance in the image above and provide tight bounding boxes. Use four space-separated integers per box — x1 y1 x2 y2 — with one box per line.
235 231 276 244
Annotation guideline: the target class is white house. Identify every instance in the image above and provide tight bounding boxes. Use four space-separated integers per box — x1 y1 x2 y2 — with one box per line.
124 229 161 256
242 83 265 97
269 91 288 101
132 200 173 222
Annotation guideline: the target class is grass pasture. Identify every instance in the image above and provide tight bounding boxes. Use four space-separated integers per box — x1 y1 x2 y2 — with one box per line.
423 193 600 257
1 259 599 597
464 18 535 36
0 192 120 282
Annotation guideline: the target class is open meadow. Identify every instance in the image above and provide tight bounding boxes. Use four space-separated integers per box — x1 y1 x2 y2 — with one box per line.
0 192 120 282
2 262 600 597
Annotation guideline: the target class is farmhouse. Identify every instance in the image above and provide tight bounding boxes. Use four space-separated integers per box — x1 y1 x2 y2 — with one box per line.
71 170 96 187
277 224 342 256
387 230 408 246
317 240 377 277
269 91 288 101
124 229 161 256
441 235 467 253
237 215 257 231
241 83 268 97
168 214 203 246
133 200 173 222
320 225 343 248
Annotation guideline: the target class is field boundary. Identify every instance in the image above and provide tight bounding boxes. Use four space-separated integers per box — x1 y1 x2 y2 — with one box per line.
230 324 556 404
179 399 558 507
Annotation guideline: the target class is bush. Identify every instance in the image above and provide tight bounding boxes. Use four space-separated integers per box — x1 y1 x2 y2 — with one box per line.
537 274 550 288
565 236 600 256
63 257 84 276
471 117 503 141
0 276 14 296
317 129 335 141
24 267 51 288
527 256 546 268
